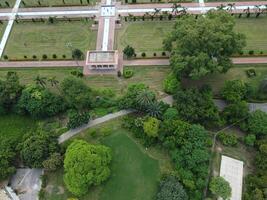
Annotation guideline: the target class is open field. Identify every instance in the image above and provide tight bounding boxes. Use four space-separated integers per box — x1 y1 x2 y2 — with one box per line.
0 114 38 143
42 118 165 200
235 16 267 53
184 64 267 96
0 0 15 7
116 17 267 54
21 0 97 7
4 20 97 60
115 21 174 55
0 66 170 97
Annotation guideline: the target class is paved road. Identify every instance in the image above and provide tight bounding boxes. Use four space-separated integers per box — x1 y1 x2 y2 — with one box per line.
58 109 134 143
1 57 267 68
10 168 43 200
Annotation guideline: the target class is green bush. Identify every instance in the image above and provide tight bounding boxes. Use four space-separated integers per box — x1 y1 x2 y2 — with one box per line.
163 73 180 94
246 69 256 78
123 69 134 78
70 70 83 78
218 132 238 146
244 134 256 146
67 110 90 129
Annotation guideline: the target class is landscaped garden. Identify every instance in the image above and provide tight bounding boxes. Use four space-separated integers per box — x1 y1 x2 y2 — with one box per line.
4 20 97 60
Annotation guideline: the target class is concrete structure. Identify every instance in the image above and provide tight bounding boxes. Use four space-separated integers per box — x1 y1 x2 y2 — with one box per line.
219 155 244 200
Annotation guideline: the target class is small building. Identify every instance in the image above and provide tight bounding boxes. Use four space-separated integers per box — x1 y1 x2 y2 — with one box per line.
84 50 120 74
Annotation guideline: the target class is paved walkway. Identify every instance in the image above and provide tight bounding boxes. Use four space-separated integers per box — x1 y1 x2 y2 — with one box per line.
1 57 267 68
58 109 134 143
0 0 21 57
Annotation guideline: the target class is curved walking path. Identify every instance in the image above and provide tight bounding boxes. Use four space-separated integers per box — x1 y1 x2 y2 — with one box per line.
1 57 267 68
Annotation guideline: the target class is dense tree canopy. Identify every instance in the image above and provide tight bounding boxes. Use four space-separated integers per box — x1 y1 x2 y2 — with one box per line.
174 87 221 127
209 177 231 200
164 11 245 79
247 110 267 136
17 85 65 117
0 72 23 114
18 132 59 168
159 120 210 199
64 140 112 196
0 140 16 180
157 176 188 200
223 101 249 124
61 77 92 110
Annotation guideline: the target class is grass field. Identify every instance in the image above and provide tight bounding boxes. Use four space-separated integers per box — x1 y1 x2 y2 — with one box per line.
116 17 267 54
184 64 267 96
0 22 6 39
235 16 267 53
0 66 170 97
42 118 164 200
4 20 97 60
21 0 97 7
0 0 15 7
0 114 38 143
115 21 174 55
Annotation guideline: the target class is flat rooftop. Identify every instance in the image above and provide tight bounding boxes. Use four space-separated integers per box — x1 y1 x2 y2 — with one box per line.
86 50 118 64
219 155 244 200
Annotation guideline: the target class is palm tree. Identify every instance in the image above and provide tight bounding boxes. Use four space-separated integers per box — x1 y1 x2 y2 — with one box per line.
216 4 226 10
47 76 59 87
172 3 182 16
136 90 156 109
146 101 163 119
227 3 236 15
254 5 263 18
34 75 47 88
244 7 251 18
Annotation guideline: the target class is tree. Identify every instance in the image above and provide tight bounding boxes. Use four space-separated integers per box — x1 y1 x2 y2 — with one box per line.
34 75 47 88
221 80 250 103
0 140 16 180
146 101 163 119
136 90 156 110
164 11 245 79
0 72 23 113
244 134 256 146
163 73 180 94
72 49 84 60
67 110 90 129
17 85 65 117
42 153 63 171
143 117 160 137
19 132 59 168
174 87 221 127
64 140 111 196
157 175 188 200
209 177 231 200
123 45 135 58
223 101 249 124
163 107 179 120
247 110 267 136
218 132 238 146
61 77 92 110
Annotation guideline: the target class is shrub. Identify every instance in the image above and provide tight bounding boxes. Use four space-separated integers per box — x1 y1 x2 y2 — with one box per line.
143 117 160 137
123 69 134 78
153 53 157 56
3 55 8 60
218 132 238 146
67 110 90 129
52 54 57 59
62 54 66 58
72 49 83 60
163 107 179 120
117 70 121 77
42 153 63 171
244 134 256 146
32 55 37 59
239 51 244 55
24 55 27 59
246 68 256 78
141 52 146 57
42 54 48 60
162 51 166 56
260 51 263 55
163 73 180 94
70 70 83 78
123 45 135 58
248 50 254 55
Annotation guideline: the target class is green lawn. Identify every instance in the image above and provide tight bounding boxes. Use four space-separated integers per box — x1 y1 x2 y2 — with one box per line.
116 17 267 54
42 118 164 200
235 16 267 53
0 0 16 7
4 20 97 60
184 64 267 96
0 21 6 39
0 66 170 97
115 21 174 55
0 114 38 143
21 0 97 7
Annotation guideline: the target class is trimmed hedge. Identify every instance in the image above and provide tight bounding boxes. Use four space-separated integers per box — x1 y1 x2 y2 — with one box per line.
123 69 134 78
